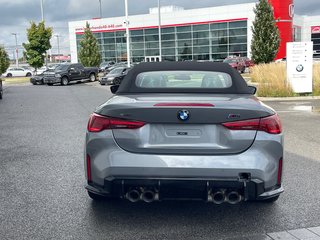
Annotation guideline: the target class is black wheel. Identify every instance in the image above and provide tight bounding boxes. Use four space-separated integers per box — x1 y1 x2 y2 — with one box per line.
26 72 32 77
47 83 53 86
0 88 2 100
113 78 121 85
89 73 96 82
61 77 69 86
6 73 12 77
87 191 107 201
261 195 280 203
32 82 37 85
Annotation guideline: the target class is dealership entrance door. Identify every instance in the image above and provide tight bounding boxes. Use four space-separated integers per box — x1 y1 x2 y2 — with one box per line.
145 56 161 62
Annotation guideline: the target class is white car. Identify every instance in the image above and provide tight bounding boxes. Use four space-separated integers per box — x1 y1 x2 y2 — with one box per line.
4 67 33 77
35 67 48 75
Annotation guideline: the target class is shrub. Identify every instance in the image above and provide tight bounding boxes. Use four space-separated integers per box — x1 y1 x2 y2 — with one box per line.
250 63 295 97
313 64 320 96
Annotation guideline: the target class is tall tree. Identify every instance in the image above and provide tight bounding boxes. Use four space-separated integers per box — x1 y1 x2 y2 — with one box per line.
251 0 280 64
0 46 10 76
78 22 102 67
23 21 52 71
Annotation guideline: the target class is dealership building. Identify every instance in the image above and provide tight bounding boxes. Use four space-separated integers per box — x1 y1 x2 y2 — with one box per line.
68 0 320 63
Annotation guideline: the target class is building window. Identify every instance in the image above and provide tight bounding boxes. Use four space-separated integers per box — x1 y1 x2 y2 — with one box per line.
76 19 248 63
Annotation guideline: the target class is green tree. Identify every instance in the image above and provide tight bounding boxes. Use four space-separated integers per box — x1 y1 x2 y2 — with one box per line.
251 0 280 64
23 21 52 71
0 46 10 76
78 22 102 67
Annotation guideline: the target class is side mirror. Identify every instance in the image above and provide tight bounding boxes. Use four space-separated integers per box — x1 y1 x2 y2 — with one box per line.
248 86 257 95
110 85 119 94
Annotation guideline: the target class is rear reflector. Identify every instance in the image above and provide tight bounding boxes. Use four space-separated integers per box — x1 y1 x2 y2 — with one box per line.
154 103 214 107
86 154 92 183
87 113 145 132
277 158 283 185
222 114 282 134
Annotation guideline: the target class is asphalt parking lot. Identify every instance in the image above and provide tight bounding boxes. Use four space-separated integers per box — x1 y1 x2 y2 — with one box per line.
0 82 320 240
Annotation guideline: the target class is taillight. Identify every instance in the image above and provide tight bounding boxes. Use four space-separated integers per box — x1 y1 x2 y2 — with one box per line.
259 114 282 134
277 158 283 185
222 114 282 134
87 113 145 132
86 154 92 183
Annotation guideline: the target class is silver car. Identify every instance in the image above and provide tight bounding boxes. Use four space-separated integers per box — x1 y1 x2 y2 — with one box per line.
85 62 283 204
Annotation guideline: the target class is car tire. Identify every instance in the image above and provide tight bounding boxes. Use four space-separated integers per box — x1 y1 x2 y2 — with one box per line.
61 77 69 86
114 78 121 85
261 195 280 203
89 73 96 82
47 83 53 86
7 73 12 77
26 72 32 77
0 89 2 99
87 191 108 201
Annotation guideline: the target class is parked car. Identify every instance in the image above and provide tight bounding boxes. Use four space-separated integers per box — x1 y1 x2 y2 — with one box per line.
240 57 254 68
3 67 33 77
104 62 128 74
43 63 98 86
223 57 246 73
99 66 131 85
85 62 283 204
0 79 3 99
99 61 115 72
30 69 56 85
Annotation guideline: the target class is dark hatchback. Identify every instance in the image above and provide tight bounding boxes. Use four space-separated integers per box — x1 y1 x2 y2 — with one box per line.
30 69 55 85
100 66 131 85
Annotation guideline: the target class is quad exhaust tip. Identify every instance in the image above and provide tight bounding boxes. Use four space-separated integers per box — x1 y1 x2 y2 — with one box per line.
126 189 141 202
226 191 242 204
141 190 156 203
212 190 226 204
126 188 159 203
209 189 243 204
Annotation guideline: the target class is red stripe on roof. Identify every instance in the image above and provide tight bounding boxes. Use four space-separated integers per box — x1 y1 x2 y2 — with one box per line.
75 18 248 34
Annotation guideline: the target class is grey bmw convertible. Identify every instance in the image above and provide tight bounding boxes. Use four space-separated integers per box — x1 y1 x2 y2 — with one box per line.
85 62 283 204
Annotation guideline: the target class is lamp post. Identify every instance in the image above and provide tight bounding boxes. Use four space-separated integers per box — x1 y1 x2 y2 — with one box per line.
54 35 60 63
158 0 162 62
40 0 44 21
124 0 131 67
99 0 102 18
12 33 19 67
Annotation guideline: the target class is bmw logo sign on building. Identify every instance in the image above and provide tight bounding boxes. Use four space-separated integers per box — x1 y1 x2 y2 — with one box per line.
178 110 190 121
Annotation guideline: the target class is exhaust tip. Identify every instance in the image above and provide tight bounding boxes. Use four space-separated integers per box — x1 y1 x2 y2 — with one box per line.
226 191 242 204
126 189 141 202
141 190 156 203
212 191 226 204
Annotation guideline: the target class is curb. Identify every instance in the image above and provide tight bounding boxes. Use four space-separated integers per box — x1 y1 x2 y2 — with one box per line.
258 96 320 101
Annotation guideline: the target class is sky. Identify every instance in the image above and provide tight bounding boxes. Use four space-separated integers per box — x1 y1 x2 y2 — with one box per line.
0 0 318 58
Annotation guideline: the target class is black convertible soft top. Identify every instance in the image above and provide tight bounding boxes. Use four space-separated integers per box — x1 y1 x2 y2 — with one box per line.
116 62 252 94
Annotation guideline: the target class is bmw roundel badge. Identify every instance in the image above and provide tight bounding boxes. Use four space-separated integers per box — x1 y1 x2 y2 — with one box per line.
178 110 190 121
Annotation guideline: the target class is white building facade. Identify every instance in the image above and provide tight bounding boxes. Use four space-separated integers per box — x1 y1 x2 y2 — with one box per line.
68 2 320 63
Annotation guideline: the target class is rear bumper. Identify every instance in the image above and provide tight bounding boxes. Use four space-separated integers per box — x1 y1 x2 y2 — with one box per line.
86 178 283 201
85 130 284 201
